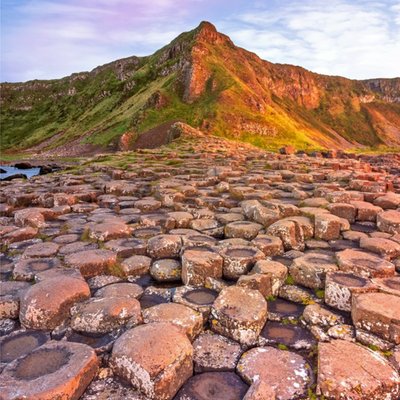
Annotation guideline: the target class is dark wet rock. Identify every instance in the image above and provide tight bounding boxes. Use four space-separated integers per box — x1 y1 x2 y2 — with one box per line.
175 372 248 400
259 320 316 349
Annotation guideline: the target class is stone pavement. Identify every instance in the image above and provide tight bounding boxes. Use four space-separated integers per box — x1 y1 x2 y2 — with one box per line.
1 130 400 399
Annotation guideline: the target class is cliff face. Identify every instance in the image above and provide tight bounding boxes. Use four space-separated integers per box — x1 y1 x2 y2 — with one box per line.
1 21 399 153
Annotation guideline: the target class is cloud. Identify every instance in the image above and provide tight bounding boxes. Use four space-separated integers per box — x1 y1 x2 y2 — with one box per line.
223 0 400 79
1 0 399 81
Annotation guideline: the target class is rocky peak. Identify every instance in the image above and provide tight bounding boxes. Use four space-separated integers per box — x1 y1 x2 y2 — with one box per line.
194 21 232 46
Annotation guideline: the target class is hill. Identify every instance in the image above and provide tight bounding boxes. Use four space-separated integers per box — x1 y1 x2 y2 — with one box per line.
1 21 399 154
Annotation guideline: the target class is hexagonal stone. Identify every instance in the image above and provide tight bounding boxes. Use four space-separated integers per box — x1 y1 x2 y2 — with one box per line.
289 252 338 289
23 242 59 258
351 200 383 221
210 286 267 346
134 198 162 212
65 249 117 278
314 213 343 241
121 255 152 276
251 235 284 256
352 292 400 344
13 257 61 281
147 234 182 259
175 372 248 400
104 238 147 257
237 273 272 297
259 321 316 350
327 203 356 223
182 247 223 286
377 210 400 234
266 219 304 251
251 260 288 296
110 322 193 400
193 332 242 373
150 259 182 282
71 296 142 334
87 221 132 241
0 341 98 399
303 304 344 327
220 246 264 280
237 346 312 400
243 380 276 400
0 330 49 365
0 281 31 319
325 271 376 311
20 276 90 329
173 286 219 318
360 236 400 259
372 276 400 297
225 221 263 240
318 340 400 399
143 303 203 340
95 282 143 299
336 248 395 278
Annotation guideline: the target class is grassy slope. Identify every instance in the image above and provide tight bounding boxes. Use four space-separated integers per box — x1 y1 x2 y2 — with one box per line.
1 23 398 153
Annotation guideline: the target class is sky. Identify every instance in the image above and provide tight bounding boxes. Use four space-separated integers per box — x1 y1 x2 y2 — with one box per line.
1 0 400 82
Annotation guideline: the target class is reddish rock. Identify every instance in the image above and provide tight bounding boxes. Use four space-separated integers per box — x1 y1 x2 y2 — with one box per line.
0 281 30 319
65 249 117 278
110 322 193 400
317 340 400 399
360 236 400 259
147 234 182 259
182 247 223 286
143 303 203 340
237 346 311 400
0 341 98 400
22 242 59 258
121 255 152 276
336 248 395 278
210 286 267 346
377 210 400 234
351 200 383 221
352 292 400 344
20 276 90 329
71 296 142 334
266 219 304 251
193 332 242 373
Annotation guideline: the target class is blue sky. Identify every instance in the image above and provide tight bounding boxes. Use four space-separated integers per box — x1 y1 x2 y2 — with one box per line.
1 0 399 82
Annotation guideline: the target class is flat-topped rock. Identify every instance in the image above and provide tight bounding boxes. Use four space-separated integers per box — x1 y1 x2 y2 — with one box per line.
325 271 376 311
193 332 242 373
0 341 98 400
0 281 31 319
0 330 49 365
237 346 312 400
182 247 223 286
87 221 131 241
352 292 400 344
121 255 152 276
336 248 395 278
220 246 264 280
110 322 193 400
143 303 203 341
20 276 90 329
377 210 400 234
318 340 400 399
225 221 263 240
290 252 338 289
150 258 182 282
95 282 143 299
71 296 142 334
22 241 59 258
360 236 400 259
65 249 117 278
147 234 182 259
175 372 248 400
13 257 61 281
210 286 267 346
